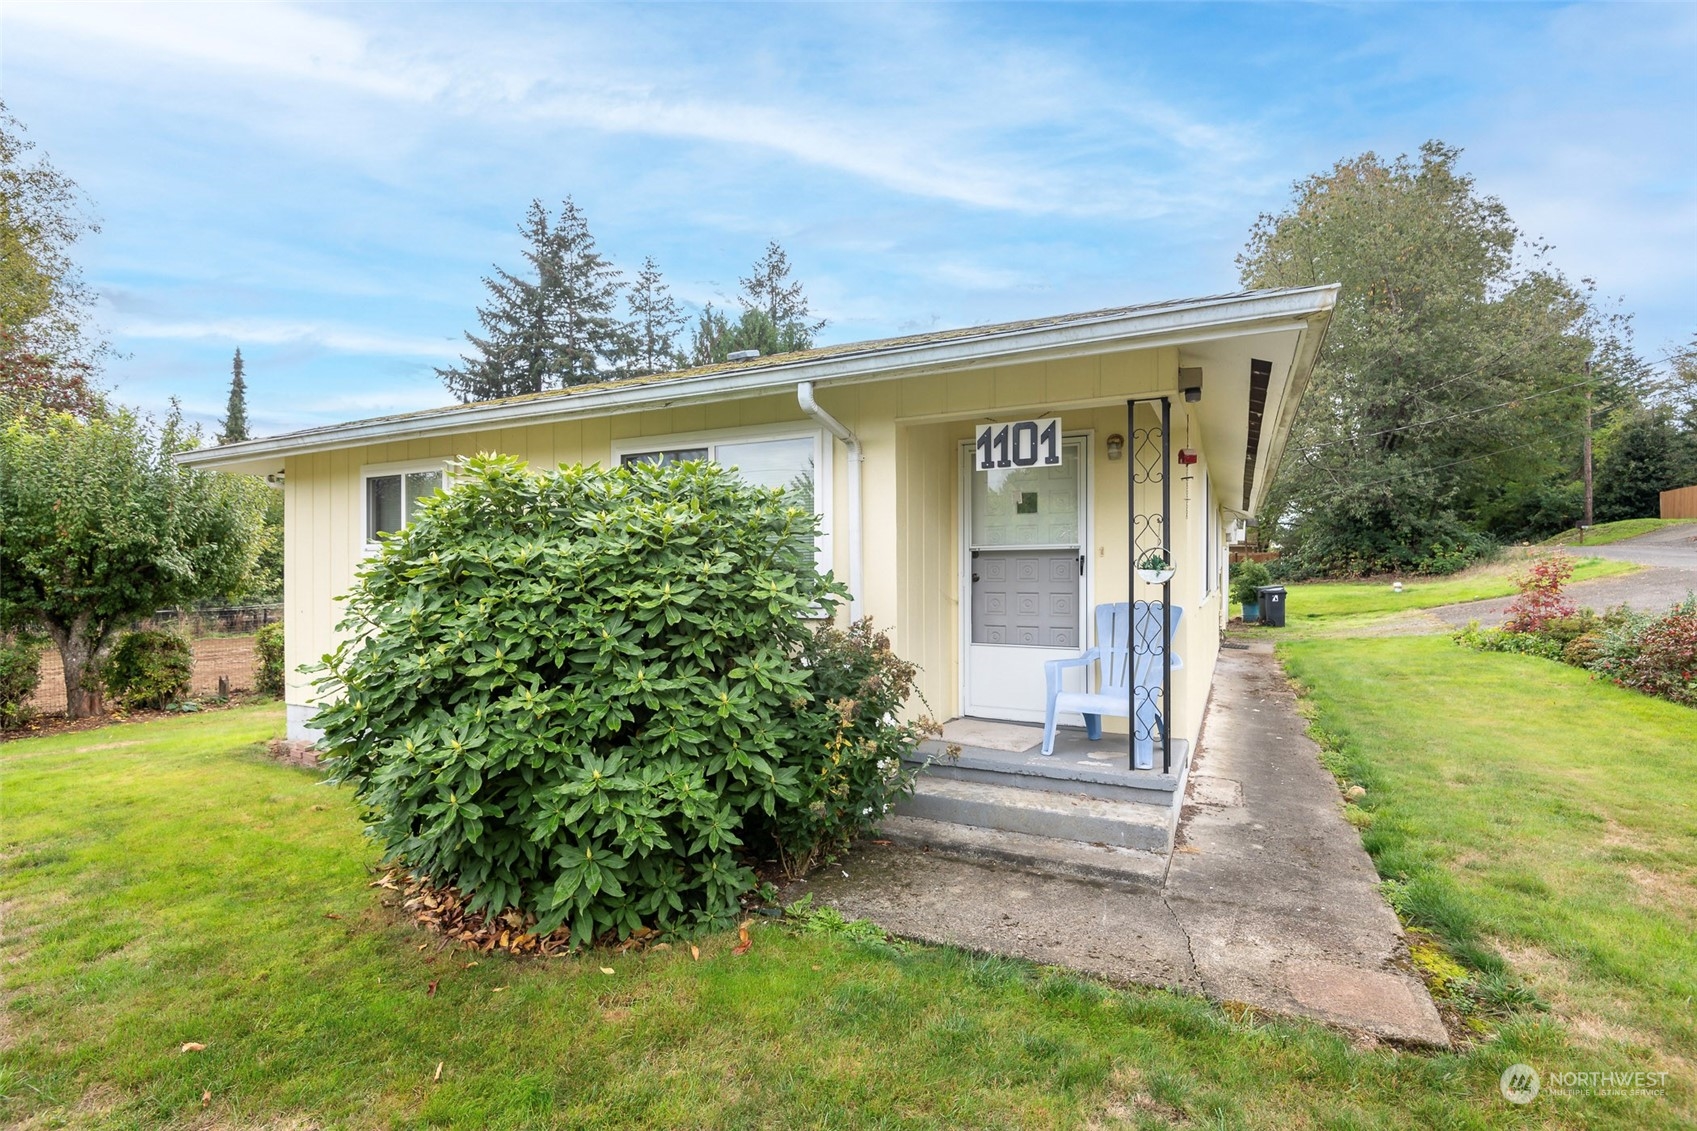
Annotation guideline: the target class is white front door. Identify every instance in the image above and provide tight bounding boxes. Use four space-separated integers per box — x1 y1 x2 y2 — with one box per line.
962 437 1089 722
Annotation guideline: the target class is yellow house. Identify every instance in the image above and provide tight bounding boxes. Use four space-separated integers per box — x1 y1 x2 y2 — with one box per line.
183 285 1335 846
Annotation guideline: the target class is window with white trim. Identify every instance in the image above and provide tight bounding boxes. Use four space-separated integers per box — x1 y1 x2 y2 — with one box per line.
362 461 448 548
616 429 828 570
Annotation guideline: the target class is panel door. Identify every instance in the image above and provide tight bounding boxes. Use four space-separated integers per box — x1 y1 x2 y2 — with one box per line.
963 438 1088 722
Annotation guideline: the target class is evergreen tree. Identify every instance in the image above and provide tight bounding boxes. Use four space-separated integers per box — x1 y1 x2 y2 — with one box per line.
552 197 625 385
688 303 735 367
437 198 624 403
217 347 250 444
737 242 825 353
622 256 687 377
1594 408 1686 521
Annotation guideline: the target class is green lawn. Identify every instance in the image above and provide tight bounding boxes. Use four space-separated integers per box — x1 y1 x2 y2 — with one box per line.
1280 635 1697 1125
1541 517 1697 547
1232 555 1640 632
2 704 1674 1129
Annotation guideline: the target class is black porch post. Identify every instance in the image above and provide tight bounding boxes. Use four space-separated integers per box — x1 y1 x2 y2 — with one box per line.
1160 396 1172 775
1126 398 1135 770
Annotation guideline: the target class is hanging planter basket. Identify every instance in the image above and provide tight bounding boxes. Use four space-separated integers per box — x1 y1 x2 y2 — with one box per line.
1137 555 1175 585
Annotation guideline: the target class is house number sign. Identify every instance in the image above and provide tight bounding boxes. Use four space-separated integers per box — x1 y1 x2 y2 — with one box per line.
974 418 1062 471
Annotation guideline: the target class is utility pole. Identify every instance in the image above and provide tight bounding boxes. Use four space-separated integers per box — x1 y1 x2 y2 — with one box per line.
1582 358 1594 530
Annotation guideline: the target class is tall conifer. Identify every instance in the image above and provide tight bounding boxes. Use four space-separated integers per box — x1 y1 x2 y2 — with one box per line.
217 348 250 444
437 198 625 403
623 256 687 377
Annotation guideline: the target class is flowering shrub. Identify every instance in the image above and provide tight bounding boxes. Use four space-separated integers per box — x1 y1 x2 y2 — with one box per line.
313 455 929 946
767 619 933 877
1459 596 1697 710
1502 552 1575 634
1609 598 1697 707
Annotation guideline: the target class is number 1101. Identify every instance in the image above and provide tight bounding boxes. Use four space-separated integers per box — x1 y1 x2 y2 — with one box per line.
976 419 1060 469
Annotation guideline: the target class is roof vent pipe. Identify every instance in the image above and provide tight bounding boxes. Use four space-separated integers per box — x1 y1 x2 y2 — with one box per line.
796 381 862 622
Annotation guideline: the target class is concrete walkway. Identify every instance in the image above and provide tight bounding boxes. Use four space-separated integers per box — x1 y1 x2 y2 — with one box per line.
1430 524 1697 629
795 641 1450 1047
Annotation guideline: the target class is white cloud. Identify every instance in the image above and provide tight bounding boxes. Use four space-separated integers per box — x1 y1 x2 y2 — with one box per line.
7 1 1261 220
115 316 459 360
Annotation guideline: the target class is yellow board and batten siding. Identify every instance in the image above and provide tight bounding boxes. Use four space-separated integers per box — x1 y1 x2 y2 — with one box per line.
283 342 1227 753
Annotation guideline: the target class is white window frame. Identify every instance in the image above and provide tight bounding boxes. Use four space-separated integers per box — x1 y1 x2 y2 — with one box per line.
1201 473 1216 598
610 424 834 572
360 458 453 554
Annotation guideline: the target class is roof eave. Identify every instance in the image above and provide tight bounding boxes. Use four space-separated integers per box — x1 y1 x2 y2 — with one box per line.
177 285 1340 472
1240 298 1335 519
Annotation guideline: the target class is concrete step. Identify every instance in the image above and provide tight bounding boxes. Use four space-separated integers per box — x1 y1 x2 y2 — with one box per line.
879 815 1169 890
892 776 1175 853
907 743 1187 809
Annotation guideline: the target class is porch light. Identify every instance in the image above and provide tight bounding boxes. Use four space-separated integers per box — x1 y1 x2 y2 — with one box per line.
1106 433 1124 460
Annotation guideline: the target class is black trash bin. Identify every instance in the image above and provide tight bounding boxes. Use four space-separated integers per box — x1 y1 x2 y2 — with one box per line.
1256 585 1287 628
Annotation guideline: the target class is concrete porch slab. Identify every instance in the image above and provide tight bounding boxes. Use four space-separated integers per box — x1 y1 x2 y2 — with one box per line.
795 641 1450 1048
919 721 1189 781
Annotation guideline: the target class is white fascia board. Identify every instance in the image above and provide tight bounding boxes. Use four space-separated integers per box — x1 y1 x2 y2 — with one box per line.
177 286 1339 471
1243 304 1334 518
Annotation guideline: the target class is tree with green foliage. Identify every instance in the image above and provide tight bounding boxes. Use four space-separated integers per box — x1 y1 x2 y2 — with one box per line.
1240 142 1626 574
0 406 267 717
1593 407 1688 521
313 455 929 944
228 485 284 603
687 243 826 366
623 256 687 377
217 348 250 444
688 302 735 366
736 241 824 353
0 101 105 420
437 198 625 402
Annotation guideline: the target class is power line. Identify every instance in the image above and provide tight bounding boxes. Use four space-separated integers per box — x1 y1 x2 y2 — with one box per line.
1294 424 1590 506
1293 377 1593 452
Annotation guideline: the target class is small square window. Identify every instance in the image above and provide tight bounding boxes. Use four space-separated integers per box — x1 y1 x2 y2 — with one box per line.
1016 491 1039 515
366 468 444 543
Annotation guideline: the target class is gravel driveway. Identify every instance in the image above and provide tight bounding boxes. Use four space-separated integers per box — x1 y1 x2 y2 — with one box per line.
1429 523 1697 629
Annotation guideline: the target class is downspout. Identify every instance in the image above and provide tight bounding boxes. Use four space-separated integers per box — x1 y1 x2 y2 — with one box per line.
796 381 863 621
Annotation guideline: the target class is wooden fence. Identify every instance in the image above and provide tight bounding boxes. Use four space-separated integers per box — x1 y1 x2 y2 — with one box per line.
1661 485 1697 520
142 603 282 638
22 603 279 716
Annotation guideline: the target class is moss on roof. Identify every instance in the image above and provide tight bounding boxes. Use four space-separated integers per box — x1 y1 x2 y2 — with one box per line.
203 287 1318 450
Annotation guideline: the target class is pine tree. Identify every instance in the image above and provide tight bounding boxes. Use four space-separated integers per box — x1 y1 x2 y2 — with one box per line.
552 198 625 385
438 202 560 403
217 348 250 444
623 256 687 377
737 241 825 353
688 303 734 366
437 198 625 403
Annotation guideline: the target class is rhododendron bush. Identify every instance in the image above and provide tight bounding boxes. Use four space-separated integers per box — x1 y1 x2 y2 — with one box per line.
313 455 929 945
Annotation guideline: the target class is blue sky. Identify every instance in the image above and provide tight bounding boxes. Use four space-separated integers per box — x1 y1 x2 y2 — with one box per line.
4 2 1693 437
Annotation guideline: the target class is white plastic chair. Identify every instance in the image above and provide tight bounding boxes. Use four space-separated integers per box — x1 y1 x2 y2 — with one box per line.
1042 601 1183 769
